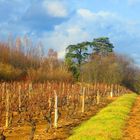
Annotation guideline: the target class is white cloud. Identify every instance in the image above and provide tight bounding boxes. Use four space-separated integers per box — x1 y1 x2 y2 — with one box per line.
42 25 89 58
40 8 140 61
77 9 94 19
41 9 118 58
43 0 68 17
76 9 118 30
77 9 115 20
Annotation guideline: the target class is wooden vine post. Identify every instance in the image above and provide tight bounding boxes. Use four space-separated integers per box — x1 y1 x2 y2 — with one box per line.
5 89 10 128
110 84 113 98
18 85 22 112
96 90 100 104
2 82 5 104
28 83 32 99
48 95 52 109
62 82 65 95
82 87 86 113
117 84 120 96
54 90 58 128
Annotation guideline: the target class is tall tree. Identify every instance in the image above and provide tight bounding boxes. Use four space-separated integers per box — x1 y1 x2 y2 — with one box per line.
65 41 90 80
65 42 90 66
91 37 114 56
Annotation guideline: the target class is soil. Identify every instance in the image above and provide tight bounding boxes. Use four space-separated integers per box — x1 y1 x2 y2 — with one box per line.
123 96 140 140
1 97 115 140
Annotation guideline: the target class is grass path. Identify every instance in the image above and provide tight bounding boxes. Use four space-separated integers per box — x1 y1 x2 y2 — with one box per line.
123 96 140 140
68 94 137 140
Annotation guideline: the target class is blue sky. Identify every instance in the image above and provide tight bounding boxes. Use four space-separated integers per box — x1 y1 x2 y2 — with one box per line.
0 0 140 64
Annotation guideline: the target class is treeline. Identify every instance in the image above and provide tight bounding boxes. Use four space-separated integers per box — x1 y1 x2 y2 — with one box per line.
65 37 140 93
0 36 72 82
0 36 140 93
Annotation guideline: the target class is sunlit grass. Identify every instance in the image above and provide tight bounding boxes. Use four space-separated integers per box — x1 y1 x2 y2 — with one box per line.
68 93 137 140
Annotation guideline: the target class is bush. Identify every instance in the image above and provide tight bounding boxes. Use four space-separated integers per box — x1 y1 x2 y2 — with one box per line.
0 63 22 80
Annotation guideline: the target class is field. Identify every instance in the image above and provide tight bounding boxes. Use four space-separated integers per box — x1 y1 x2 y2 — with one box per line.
0 82 129 139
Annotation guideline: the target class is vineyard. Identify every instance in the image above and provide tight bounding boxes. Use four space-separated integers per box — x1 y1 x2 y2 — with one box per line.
0 1 140 139
0 82 130 139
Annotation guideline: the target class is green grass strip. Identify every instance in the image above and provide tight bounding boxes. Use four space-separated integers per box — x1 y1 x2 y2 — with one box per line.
68 93 137 140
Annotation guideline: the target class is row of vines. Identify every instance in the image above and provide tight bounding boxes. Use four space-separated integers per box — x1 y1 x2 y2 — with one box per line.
0 82 130 139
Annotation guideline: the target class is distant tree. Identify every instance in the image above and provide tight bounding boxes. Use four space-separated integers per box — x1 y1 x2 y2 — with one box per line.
65 42 90 66
65 42 90 80
23 35 29 56
7 33 14 49
65 57 79 80
91 37 114 56
81 54 122 84
16 37 22 52
48 49 58 72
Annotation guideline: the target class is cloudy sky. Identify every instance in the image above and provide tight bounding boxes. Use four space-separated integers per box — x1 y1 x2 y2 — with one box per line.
0 0 140 63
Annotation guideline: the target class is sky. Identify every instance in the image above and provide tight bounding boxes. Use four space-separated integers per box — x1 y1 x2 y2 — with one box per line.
0 0 140 64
